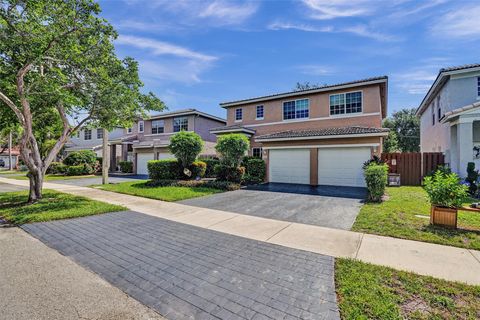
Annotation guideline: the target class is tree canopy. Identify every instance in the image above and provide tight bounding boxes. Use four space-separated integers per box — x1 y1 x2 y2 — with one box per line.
383 108 420 152
0 0 165 201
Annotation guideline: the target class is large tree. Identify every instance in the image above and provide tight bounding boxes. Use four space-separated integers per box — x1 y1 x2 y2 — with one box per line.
383 108 420 152
0 0 164 202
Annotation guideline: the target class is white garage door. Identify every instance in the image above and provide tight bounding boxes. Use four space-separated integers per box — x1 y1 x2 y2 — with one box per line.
318 147 371 187
269 149 310 184
157 152 174 160
136 153 154 175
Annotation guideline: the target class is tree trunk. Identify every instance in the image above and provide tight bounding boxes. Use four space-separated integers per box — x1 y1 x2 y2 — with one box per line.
8 131 13 170
28 169 44 203
102 129 109 184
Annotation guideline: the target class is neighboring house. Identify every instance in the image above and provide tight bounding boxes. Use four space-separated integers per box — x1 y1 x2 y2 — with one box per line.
65 127 126 157
211 77 389 187
0 146 20 169
416 63 480 176
113 109 226 175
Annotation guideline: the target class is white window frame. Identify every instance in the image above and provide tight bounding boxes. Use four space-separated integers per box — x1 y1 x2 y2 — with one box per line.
282 98 310 121
252 147 262 158
173 116 188 132
127 127 133 134
256 105 264 120
97 128 103 140
138 121 144 133
151 120 165 134
477 76 480 98
329 91 363 117
84 129 92 140
235 108 243 122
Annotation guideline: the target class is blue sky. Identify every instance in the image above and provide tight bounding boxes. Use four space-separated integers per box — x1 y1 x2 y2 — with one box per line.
100 0 480 119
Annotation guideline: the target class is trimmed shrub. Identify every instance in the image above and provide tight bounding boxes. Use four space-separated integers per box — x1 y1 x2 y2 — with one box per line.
65 164 94 176
169 131 204 168
145 179 240 191
364 163 388 202
64 150 97 166
47 162 67 174
215 134 250 168
147 159 180 180
214 164 245 183
424 170 468 208
119 161 133 173
465 162 478 195
362 155 385 170
203 158 220 178
243 158 266 184
190 161 206 179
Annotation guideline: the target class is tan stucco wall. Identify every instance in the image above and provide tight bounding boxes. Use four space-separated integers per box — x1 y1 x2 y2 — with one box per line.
226 84 383 128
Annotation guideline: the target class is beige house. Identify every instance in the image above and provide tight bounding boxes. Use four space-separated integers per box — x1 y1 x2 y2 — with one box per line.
211 77 389 187
112 109 225 175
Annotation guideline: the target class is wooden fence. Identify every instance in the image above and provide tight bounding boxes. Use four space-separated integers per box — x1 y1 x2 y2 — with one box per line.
381 152 445 186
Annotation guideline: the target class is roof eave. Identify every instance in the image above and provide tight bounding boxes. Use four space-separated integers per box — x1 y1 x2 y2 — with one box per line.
255 131 389 142
149 110 226 123
220 77 388 108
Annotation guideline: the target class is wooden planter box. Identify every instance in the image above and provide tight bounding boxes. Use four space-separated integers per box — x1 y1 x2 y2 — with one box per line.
430 206 457 228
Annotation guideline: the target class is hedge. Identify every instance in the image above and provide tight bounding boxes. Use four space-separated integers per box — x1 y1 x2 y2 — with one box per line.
147 159 206 180
145 179 240 191
214 164 245 183
243 158 266 184
364 163 388 202
119 161 133 173
202 158 220 178
64 150 97 166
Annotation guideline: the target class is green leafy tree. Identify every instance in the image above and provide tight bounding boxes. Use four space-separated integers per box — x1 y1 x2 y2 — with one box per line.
169 131 204 169
0 0 165 202
383 108 420 152
215 134 250 168
383 131 399 153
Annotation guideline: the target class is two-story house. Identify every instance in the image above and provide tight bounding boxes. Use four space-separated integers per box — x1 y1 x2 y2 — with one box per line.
211 77 389 187
416 64 480 176
66 127 126 156
116 109 226 175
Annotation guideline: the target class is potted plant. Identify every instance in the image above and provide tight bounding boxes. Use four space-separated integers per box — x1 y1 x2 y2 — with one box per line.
423 170 468 228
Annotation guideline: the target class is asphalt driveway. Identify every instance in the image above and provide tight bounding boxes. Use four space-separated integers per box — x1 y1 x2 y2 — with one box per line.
23 211 340 320
179 183 366 230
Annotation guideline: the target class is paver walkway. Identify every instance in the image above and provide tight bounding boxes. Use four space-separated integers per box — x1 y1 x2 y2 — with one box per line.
23 211 340 320
0 225 164 320
1 176 480 286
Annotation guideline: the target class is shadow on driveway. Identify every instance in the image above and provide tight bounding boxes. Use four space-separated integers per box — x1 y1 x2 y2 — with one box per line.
245 183 367 200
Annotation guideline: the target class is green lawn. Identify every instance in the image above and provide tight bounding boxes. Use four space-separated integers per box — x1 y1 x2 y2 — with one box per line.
352 187 480 250
6 174 97 181
95 180 224 202
0 190 125 224
0 170 22 175
335 259 480 320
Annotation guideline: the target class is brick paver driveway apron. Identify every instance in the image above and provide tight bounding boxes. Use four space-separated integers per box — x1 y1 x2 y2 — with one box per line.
23 211 340 320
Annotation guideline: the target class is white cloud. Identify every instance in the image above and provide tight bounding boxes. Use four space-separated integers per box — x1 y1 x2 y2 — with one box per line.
431 5 480 38
116 35 217 62
268 21 394 41
139 59 210 84
199 1 259 25
296 64 334 76
301 0 376 20
268 21 333 32
394 62 447 95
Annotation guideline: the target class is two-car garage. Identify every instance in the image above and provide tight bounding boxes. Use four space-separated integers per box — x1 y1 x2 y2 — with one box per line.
136 151 174 175
268 146 372 187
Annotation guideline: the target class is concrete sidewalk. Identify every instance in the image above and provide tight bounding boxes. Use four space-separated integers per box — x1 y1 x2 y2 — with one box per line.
0 226 164 320
1 176 480 286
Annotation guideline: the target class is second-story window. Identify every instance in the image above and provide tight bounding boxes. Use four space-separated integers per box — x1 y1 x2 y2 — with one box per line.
330 91 362 115
283 99 309 120
437 96 442 120
84 129 92 140
138 121 144 133
97 129 103 139
151 120 164 134
235 108 243 121
256 105 264 119
477 77 480 97
127 127 133 134
173 117 188 132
